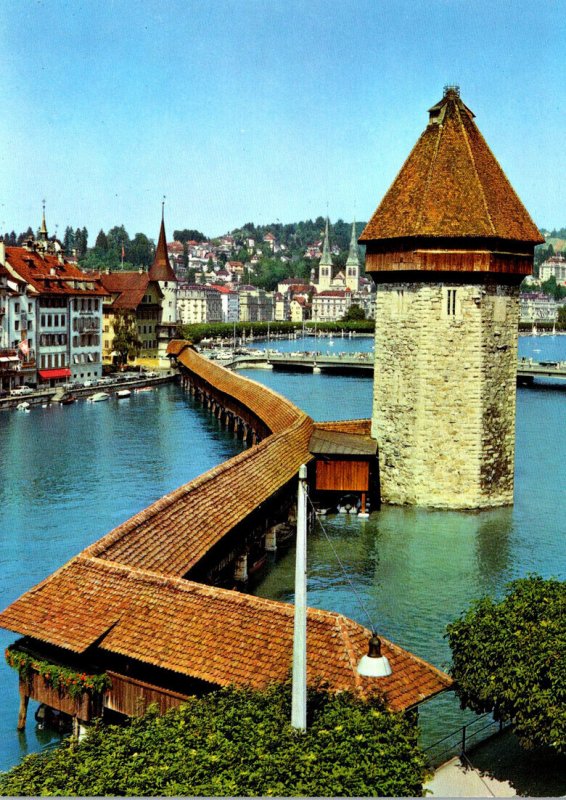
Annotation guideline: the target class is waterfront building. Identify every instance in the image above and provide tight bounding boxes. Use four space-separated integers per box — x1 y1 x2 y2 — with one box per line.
0 255 31 391
519 292 563 324
312 288 352 322
359 86 544 509
238 286 274 322
148 215 178 367
290 296 311 322
177 284 222 324
0 215 106 387
100 214 178 367
100 271 163 361
274 291 290 321
210 284 239 322
539 253 566 285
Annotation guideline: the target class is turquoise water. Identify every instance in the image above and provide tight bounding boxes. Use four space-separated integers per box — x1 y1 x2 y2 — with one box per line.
242 335 566 746
0 335 564 770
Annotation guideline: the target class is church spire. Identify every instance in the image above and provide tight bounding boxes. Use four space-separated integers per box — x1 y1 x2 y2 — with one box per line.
346 220 360 267
148 204 177 282
318 217 333 290
39 199 48 241
345 219 360 291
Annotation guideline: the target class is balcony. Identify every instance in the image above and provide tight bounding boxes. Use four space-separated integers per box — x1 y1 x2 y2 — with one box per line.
0 349 21 373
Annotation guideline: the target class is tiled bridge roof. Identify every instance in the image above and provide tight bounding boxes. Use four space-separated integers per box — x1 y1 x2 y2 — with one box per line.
0 342 452 711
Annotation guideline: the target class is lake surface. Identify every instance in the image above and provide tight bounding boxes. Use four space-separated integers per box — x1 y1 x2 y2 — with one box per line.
0 334 564 771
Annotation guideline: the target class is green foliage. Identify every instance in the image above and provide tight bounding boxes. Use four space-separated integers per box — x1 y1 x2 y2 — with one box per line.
5 644 111 701
112 311 142 365
177 320 375 344
0 683 428 797
342 304 366 321
173 228 207 244
557 304 566 330
447 576 566 754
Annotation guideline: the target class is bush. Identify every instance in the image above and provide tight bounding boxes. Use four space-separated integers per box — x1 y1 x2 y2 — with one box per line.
447 576 566 754
0 683 428 796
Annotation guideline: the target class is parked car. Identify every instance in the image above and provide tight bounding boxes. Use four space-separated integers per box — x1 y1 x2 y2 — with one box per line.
0 389 9 398
10 386 33 396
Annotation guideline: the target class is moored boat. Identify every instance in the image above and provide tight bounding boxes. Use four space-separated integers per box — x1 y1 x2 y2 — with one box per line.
116 389 131 398
88 392 110 403
60 394 76 405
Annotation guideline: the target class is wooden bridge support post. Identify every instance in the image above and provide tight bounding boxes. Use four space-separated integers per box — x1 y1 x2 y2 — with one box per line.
234 554 248 583
265 528 277 552
17 684 29 731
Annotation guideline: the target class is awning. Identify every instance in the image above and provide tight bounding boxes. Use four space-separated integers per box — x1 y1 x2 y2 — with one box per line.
38 368 72 380
0 356 20 363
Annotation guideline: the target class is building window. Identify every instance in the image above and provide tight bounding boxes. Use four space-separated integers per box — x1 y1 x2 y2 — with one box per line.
447 289 457 316
14 320 19 331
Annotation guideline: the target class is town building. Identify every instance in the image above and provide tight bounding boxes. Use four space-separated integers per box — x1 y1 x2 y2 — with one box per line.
359 86 543 509
99 271 163 361
210 284 239 322
177 284 222 324
312 289 352 321
238 286 274 322
519 292 562 324
0 214 106 387
539 254 566 285
148 215 179 367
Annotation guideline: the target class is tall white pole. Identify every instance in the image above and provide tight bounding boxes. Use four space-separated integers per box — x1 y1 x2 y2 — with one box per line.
292 463 308 731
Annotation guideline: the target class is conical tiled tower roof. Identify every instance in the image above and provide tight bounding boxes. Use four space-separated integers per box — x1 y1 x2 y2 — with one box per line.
149 216 177 282
360 87 543 245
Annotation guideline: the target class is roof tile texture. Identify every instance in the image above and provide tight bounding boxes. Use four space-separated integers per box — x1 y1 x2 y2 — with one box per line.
360 91 543 245
0 557 451 710
0 344 452 710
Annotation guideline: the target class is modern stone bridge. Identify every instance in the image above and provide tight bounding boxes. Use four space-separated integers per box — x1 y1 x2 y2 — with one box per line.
214 351 566 385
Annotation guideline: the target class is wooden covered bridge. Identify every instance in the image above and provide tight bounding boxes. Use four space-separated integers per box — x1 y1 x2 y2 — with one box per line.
0 341 451 736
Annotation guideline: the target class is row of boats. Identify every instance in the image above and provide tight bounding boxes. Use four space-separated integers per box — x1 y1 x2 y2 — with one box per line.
17 386 155 412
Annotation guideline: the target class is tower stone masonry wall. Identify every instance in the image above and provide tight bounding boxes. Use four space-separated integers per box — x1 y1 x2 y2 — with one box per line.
372 280 520 509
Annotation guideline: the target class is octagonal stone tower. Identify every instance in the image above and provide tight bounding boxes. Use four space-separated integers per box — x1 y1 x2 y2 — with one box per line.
359 87 543 509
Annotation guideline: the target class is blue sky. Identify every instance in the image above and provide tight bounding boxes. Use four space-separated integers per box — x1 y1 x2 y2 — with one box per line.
1 0 564 241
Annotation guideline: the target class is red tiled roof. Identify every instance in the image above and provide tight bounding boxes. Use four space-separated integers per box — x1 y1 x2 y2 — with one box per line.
0 556 451 709
360 89 543 245
5 247 106 296
99 271 159 310
148 219 177 282
316 419 372 435
0 341 452 711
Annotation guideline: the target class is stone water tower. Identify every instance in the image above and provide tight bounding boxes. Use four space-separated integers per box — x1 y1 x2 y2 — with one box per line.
359 87 543 509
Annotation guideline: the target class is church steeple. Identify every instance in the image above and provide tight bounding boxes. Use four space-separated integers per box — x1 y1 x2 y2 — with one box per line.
39 199 48 241
318 217 333 290
148 204 177 283
345 219 360 291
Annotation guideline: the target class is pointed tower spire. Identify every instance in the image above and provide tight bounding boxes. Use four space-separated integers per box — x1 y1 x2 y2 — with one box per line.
345 219 360 291
148 204 177 282
39 199 48 241
318 217 332 290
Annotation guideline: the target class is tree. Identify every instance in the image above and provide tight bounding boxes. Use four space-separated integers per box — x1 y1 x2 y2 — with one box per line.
447 576 566 754
63 226 75 254
557 304 566 331
129 232 154 268
343 304 366 321
17 227 34 245
112 312 142 366
0 683 429 796
173 228 207 244
95 229 109 251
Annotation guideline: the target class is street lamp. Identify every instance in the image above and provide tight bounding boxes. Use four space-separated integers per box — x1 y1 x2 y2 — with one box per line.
357 633 392 677
291 465 392 733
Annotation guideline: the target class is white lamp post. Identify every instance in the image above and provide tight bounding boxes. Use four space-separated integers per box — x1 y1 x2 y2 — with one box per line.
291 465 392 733
291 463 308 731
